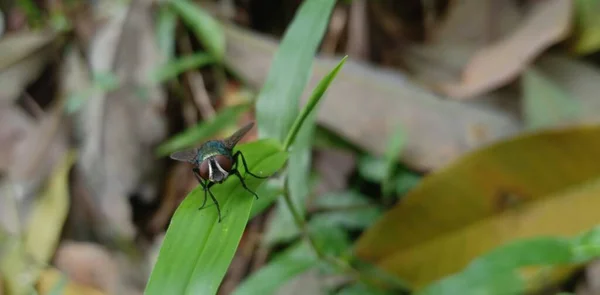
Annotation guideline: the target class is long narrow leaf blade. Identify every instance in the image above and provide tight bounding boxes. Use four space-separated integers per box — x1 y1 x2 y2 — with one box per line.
231 241 318 295
255 0 337 142
169 0 225 61
145 139 288 295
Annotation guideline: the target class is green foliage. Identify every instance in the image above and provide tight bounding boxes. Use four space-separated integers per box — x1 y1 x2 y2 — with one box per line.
155 103 250 157
418 226 600 295
255 0 337 142
231 241 319 295
169 0 225 61
382 126 406 198
522 68 582 129
311 191 383 230
149 53 215 83
283 56 348 150
145 139 288 295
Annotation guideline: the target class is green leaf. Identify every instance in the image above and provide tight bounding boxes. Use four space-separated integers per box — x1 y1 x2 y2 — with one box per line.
382 126 406 198
394 173 421 196
169 0 225 61
255 0 337 142
312 191 372 209
312 208 382 231
283 55 348 150
309 218 351 257
149 52 215 83
264 55 348 246
66 71 119 114
155 103 250 157
145 139 288 295
248 179 283 219
312 191 382 230
417 227 600 295
357 155 387 183
156 5 177 59
522 68 582 129
232 241 318 295
570 0 600 55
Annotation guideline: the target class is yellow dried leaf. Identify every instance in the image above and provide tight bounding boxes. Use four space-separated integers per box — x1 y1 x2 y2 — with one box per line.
356 124 600 289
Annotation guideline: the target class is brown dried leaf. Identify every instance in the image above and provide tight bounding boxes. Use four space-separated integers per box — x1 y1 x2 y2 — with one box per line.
0 30 59 104
0 106 34 173
37 268 105 295
79 0 168 241
436 0 573 99
53 241 119 294
223 24 520 171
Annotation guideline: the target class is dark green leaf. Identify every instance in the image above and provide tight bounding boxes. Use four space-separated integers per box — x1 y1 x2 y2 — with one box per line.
232 241 318 295
382 126 406 197
145 139 288 295
312 208 382 231
169 0 225 61
155 103 250 157
394 173 421 196
357 155 387 183
255 0 337 142
309 218 351 257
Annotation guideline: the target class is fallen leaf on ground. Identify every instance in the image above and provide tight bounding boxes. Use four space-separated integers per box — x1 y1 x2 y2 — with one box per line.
37 268 105 295
1 151 75 295
435 0 572 99
223 23 520 171
53 241 119 294
78 0 167 242
355 124 600 289
0 106 34 174
0 29 60 104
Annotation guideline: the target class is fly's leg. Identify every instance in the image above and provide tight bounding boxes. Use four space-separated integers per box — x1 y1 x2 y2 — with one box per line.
232 169 259 200
233 151 268 179
193 168 222 222
193 168 208 209
206 183 222 222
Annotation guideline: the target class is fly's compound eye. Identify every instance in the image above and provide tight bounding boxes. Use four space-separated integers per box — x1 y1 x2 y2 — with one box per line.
199 160 210 180
214 155 233 172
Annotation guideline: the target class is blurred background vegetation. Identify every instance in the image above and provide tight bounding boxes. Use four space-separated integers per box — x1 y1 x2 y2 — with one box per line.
3 0 600 294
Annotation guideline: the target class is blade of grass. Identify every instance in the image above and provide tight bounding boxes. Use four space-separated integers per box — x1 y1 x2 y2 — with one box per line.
145 139 288 295
155 103 249 156
231 241 319 295
283 55 348 150
148 52 215 83
169 0 225 61
255 0 338 142
265 56 348 245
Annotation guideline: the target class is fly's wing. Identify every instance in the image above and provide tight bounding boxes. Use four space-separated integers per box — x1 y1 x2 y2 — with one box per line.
170 148 198 163
223 121 254 149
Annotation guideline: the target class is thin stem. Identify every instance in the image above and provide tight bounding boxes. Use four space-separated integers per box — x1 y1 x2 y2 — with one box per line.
281 177 387 291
